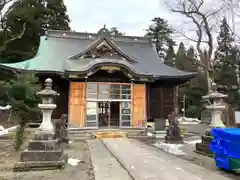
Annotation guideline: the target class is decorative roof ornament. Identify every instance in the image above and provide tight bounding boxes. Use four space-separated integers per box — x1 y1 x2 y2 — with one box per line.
97 24 110 37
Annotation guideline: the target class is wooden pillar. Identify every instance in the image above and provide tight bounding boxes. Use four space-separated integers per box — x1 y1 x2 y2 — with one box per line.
132 84 146 128
69 82 86 128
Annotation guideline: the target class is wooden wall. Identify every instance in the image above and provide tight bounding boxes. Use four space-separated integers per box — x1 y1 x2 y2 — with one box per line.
69 82 86 127
132 84 146 127
150 86 174 119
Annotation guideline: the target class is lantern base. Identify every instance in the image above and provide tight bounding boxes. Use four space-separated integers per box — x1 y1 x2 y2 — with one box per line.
14 130 67 172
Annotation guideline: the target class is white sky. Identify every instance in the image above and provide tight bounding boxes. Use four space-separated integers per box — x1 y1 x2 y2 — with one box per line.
64 0 240 47
64 0 179 36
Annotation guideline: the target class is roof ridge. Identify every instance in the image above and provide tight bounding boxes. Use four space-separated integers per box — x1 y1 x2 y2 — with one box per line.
45 29 149 43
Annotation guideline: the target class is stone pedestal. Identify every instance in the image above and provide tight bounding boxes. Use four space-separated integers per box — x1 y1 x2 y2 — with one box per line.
153 118 166 139
195 134 213 156
38 104 56 133
155 130 166 139
195 83 227 156
14 131 67 171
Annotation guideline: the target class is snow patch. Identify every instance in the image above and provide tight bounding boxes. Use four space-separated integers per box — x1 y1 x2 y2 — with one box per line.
186 139 202 144
178 117 201 124
68 158 82 166
154 141 187 156
0 126 4 131
147 132 153 137
0 126 17 136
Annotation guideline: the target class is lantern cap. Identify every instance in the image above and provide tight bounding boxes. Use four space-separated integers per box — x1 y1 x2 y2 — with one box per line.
36 78 59 97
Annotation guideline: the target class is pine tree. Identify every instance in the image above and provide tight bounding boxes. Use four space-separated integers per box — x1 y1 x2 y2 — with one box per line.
185 46 197 72
45 0 70 30
164 39 176 67
214 17 236 88
146 17 173 58
175 42 186 70
0 0 70 62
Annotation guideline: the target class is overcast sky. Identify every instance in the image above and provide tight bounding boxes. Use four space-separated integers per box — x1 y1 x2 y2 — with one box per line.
64 0 180 36
64 0 240 46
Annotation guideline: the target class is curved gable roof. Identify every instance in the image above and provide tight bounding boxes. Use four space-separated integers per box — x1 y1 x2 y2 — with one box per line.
69 36 138 63
0 29 196 80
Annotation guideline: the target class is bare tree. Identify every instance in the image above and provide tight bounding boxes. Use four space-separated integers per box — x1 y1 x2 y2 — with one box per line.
166 0 227 92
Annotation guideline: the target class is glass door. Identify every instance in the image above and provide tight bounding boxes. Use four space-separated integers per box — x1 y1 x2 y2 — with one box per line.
86 102 98 128
120 101 131 128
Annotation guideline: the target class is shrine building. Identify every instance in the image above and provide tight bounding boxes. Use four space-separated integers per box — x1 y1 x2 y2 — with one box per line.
0 27 195 129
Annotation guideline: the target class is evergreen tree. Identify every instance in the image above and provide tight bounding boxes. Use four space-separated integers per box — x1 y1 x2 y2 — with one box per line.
175 42 186 70
109 27 124 36
164 39 176 67
214 17 237 88
146 17 173 58
0 0 70 62
185 46 197 72
45 0 70 30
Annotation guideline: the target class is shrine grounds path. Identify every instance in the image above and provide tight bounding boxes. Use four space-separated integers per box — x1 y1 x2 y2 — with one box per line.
89 138 234 180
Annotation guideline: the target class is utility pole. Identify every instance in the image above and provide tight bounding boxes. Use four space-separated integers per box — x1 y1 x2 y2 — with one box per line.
182 94 186 117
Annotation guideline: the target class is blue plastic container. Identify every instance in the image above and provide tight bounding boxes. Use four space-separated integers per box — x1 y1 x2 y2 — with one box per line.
211 128 240 171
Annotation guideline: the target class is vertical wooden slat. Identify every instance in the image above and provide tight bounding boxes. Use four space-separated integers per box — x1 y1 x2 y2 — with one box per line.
69 82 86 128
132 84 146 128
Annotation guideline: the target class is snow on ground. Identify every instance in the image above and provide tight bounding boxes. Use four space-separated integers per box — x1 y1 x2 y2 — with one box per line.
154 141 187 155
0 125 17 136
0 126 4 131
178 117 201 124
154 137 202 156
68 158 82 166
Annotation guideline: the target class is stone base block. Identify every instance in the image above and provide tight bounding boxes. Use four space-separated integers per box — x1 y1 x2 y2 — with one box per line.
195 142 213 156
13 159 66 172
21 150 64 162
28 139 59 150
34 131 54 140
202 136 213 144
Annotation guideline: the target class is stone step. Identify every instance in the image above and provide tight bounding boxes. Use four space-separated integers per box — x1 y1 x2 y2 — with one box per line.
20 150 64 162
13 159 66 172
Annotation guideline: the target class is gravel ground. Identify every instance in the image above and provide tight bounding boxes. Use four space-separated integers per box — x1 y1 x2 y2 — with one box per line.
0 140 95 180
138 136 239 180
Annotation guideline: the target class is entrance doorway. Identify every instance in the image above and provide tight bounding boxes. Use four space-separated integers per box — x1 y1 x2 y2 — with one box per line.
98 101 120 127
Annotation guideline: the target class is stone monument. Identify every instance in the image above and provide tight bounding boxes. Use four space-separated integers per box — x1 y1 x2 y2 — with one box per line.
153 118 166 138
165 111 183 143
14 78 67 172
54 114 69 144
196 82 227 155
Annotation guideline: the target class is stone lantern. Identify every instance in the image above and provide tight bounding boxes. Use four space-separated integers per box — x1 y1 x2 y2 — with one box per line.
14 78 67 172
202 82 227 134
37 78 59 133
196 82 228 155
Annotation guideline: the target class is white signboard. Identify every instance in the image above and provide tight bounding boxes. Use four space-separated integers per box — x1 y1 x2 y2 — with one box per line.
235 111 240 124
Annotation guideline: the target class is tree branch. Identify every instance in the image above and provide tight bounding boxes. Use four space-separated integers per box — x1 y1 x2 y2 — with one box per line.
0 22 26 53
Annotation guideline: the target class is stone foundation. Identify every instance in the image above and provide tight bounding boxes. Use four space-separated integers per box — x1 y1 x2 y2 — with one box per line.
195 135 213 156
13 131 67 172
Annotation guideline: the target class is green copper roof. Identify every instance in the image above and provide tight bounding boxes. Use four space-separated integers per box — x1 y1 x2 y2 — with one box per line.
0 29 196 80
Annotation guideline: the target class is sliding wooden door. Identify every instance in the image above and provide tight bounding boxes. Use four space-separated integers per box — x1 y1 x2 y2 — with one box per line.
69 82 86 127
